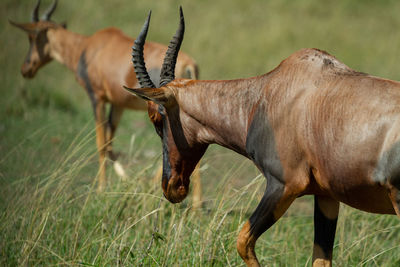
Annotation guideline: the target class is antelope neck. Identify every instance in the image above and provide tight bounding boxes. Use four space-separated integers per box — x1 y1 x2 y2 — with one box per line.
47 27 87 71
174 76 269 155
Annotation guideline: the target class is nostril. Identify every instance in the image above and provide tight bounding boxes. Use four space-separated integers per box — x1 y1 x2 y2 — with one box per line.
177 185 186 196
22 62 30 70
21 67 33 78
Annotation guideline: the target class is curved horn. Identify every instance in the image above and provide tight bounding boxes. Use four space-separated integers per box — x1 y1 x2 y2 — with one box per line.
159 6 185 87
41 0 58 21
31 0 41 22
132 11 156 88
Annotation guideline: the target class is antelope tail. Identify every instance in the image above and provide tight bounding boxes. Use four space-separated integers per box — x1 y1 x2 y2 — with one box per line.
184 64 199 80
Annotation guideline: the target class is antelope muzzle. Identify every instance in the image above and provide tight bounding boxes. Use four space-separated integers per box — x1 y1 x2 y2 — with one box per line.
162 174 190 203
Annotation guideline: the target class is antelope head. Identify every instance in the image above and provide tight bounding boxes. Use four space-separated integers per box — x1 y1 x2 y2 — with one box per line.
9 0 64 78
124 8 208 203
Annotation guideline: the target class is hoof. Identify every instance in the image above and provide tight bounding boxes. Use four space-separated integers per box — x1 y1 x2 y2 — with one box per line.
113 161 127 180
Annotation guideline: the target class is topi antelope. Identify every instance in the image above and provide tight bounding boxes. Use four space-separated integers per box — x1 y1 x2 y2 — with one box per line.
124 8 400 267
9 0 202 200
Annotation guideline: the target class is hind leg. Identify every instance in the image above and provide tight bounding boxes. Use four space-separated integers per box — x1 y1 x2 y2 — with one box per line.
106 105 126 179
312 195 339 267
388 185 400 217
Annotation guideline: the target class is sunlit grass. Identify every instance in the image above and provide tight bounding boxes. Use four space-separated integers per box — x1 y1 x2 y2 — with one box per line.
1 130 399 266
1 0 400 266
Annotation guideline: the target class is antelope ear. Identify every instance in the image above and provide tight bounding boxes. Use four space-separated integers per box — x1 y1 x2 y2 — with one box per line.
123 86 173 105
9 20 37 33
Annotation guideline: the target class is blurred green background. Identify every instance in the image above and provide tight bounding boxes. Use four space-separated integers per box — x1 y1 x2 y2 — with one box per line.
1 0 400 266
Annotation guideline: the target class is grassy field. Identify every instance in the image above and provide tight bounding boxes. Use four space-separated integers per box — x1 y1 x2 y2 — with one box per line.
1 0 400 266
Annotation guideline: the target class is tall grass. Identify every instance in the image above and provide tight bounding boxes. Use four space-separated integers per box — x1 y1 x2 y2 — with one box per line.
1 0 400 266
1 132 399 266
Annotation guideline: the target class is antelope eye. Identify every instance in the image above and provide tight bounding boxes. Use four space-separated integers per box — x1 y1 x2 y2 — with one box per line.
154 121 163 138
158 105 166 116
152 114 163 138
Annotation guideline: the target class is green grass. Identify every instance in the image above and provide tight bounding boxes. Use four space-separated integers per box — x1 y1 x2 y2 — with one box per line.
1 0 400 266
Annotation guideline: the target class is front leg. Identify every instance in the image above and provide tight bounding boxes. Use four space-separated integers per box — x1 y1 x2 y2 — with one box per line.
312 195 339 267
77 51 108 191
94 100 107 192
106 105 124 161
237 177 295 266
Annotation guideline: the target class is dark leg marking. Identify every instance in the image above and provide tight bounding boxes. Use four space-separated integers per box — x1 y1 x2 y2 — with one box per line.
245 99 287 242
106 105 124 161
392 178 400 211
108 105 115 133
106 105 124 137
389 188 400 217
237 177 294 266
314 196 338 260
249 178 284 238
77 50 97 118
391 171 400 192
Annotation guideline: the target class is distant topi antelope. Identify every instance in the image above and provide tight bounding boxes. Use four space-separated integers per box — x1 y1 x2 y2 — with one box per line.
10 0 202 203
124 7 400 267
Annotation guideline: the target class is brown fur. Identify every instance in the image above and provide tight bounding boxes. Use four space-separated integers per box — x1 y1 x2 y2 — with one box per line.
128 48 400 265
10 6 198 192
164 49 400 214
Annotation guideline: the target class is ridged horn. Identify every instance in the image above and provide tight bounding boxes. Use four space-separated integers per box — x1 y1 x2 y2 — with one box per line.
41 0 58 21
31 0 41 22
159 6 185 87
132 11 156 89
